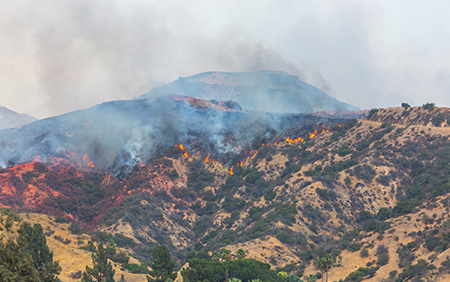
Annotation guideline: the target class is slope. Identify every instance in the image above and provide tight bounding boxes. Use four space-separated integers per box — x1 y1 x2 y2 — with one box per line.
139 70 358 113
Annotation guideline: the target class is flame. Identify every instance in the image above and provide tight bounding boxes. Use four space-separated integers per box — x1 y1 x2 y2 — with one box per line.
184 152 188 158
70 152 76 156
205 156 210 163
229 166 234 175
309 130 317 139
178 144 185 151
82 154 95 168
240 161 243 166
274 141 278 145
140 160 143 167
246 156 250 162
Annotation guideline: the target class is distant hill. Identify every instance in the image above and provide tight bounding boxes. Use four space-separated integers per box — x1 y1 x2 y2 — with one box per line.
139 70 358 113
0 106 37 130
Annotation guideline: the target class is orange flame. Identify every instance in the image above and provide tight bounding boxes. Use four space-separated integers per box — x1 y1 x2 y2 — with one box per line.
140 160 143 167
229 166 234 175
70 152 76 156
205 156 210 163
246 156 250 162
83 154 87 162
240 161 243 166
184 152 188 158
87 162 95 168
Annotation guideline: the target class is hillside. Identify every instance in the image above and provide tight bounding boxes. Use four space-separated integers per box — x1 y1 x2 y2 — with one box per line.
3 104 450 281
0 106 37 130
139 70 358 113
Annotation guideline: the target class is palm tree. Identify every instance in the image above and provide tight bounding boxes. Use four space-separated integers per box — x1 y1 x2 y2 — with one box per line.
314 257 326 282
211 251 220 261
220 248 232 261
306 274 317 282
237 248 246 259
220 248 232 282
322 254 334 282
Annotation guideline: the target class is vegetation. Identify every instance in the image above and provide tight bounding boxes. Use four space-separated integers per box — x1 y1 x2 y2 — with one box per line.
147 245 177 282
81 242 115 282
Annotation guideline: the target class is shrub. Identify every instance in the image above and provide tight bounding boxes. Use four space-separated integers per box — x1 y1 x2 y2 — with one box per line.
360 248 369 258
402 103 410 108
68 222 85 235
348 243 362 252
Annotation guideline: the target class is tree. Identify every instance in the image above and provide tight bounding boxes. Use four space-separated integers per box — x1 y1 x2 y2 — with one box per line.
315 258 325 282
306 274 317 282
0 208 41 281
315 255 334 282
220 248 232 261
285 274 302 282
237 248 246 260
277 271 288 282
211 251 220 261
147 245 177 282
401 103 410 109
81 242 115 282
18 222 61 282
322 255 334 282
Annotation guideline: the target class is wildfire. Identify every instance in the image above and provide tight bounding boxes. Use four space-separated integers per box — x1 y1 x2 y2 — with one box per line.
285 137 304 143
70 152 76 156
82 154 95 168
205 156 210 163
140 160 143 167
175 144 189 158
309 130 317 139
229 166 234 175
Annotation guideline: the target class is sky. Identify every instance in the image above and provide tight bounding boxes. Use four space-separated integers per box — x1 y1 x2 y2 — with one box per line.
0 0 449 119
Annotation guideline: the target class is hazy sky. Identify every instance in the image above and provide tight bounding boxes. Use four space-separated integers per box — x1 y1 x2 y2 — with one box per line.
1 0 449 118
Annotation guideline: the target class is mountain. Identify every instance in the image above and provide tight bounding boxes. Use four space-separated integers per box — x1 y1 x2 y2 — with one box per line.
139 70 358 113
4 101 450 281
0 95 359 175
0 106 37 130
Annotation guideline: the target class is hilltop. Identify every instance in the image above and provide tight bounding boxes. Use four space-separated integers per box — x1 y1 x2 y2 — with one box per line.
139 70 358 113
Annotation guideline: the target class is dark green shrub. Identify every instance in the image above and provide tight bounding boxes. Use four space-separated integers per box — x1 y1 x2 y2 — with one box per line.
360 248 369 258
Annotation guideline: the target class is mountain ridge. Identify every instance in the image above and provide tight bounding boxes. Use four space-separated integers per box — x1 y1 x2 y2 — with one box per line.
139 70 358 114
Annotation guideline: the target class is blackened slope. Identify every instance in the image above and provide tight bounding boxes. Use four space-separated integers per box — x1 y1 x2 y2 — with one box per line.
0 96 363 173
139 70 358 113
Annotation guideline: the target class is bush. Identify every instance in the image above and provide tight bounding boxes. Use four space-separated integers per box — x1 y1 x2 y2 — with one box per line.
348 243 362 252
422 103 435 111
360 248 369 258
402 103 410 108
68 222 85 235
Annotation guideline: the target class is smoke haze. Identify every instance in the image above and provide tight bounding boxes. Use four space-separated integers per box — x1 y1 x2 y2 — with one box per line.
1 1 450 118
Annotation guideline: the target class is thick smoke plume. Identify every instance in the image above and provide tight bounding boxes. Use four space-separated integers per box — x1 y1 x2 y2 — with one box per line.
0 0 336 119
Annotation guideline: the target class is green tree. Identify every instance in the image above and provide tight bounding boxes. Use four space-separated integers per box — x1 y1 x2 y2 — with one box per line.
315 255 334 282
220 248 232 261
277 271 288 282
211 251 220 261
17 222 61 282
237 248 246 260
81 242 115 282
306 274 317 282
322 255 334 282
147 245 177 282
0 209 41 282
285 273 302 282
